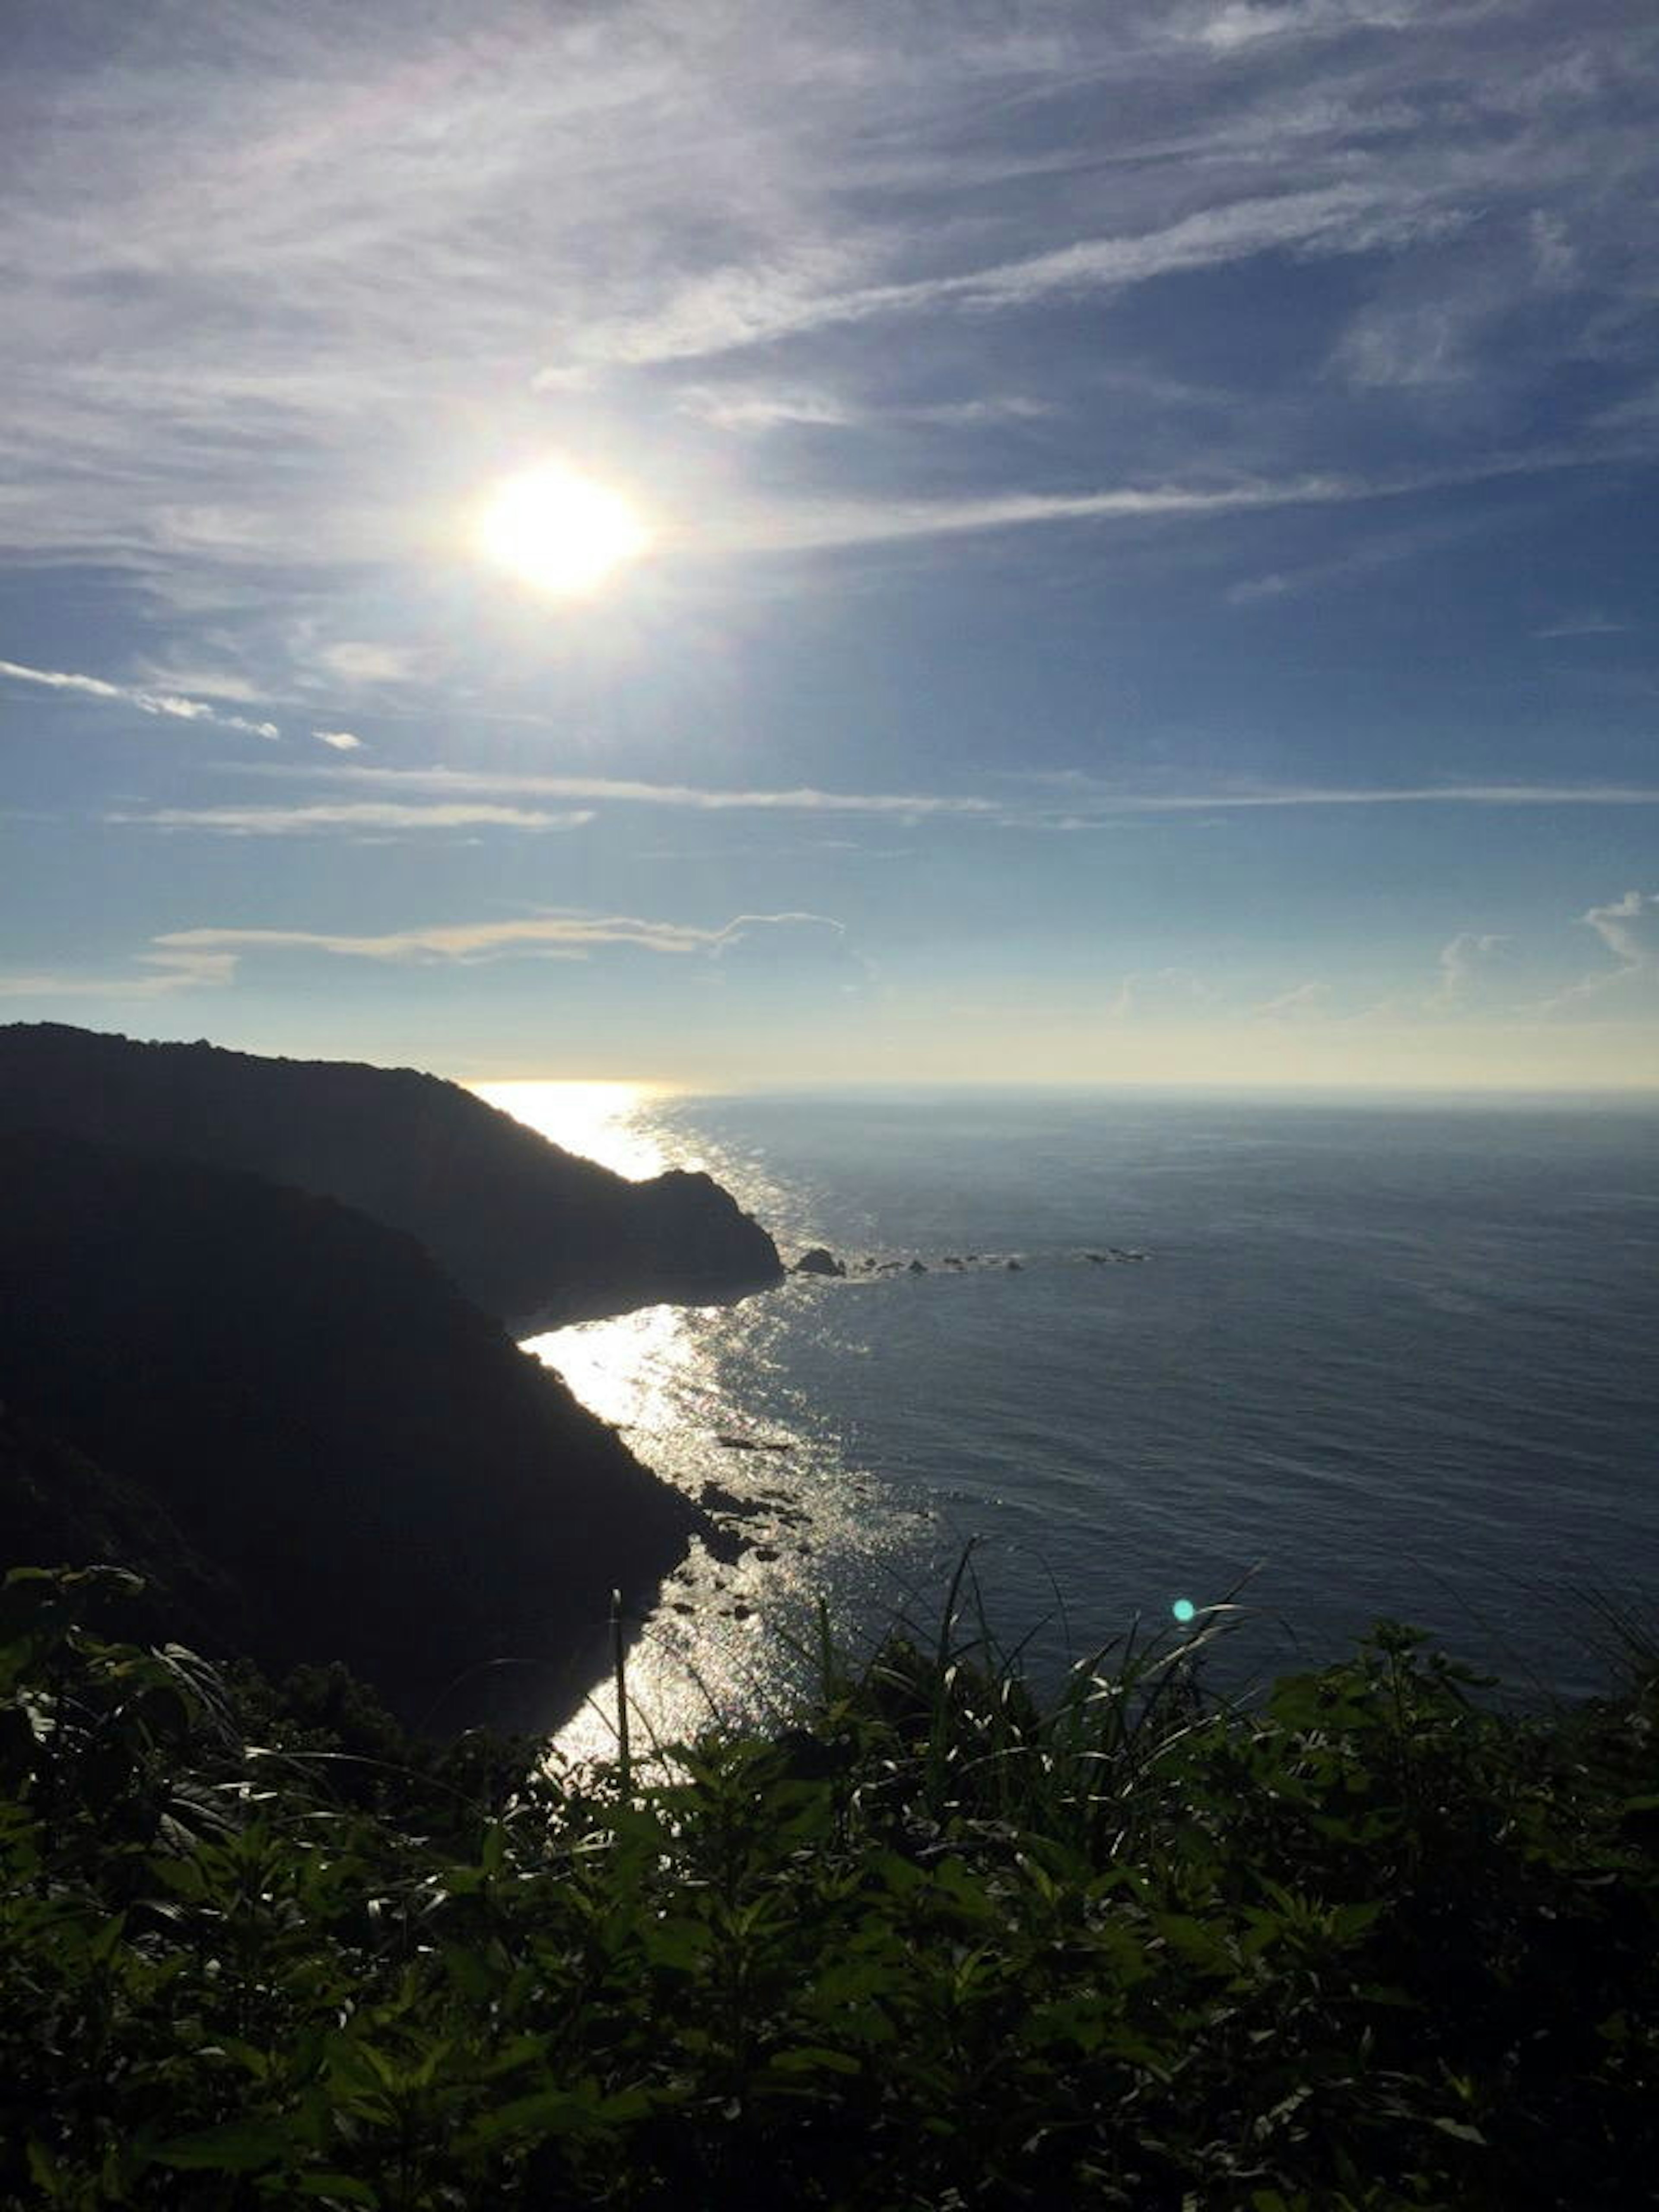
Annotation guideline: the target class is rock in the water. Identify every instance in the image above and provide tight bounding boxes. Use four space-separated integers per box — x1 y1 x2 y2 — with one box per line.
1006 1258 1023 1271
793 1246 846 1277
908 1257 928 1274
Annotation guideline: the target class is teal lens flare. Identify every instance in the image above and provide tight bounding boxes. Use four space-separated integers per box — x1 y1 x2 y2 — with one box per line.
1172 1598 1197 1625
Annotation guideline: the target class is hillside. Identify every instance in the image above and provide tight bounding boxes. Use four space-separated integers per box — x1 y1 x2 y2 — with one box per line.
0 1130 706 1729
0 1023 782 1325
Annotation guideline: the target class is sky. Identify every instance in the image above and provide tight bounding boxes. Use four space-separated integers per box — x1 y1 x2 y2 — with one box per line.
2 0 1657 1090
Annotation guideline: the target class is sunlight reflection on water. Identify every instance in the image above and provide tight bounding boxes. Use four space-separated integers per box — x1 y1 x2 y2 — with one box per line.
468 1077 919 1768
470 1079 679 1181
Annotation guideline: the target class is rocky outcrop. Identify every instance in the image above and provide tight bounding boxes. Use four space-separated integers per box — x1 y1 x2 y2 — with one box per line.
0 1130 705 1731
793 1247 846 1277
0 1024 782 1327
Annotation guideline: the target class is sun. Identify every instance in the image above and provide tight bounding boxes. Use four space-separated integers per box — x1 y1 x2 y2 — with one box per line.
473 461 652 595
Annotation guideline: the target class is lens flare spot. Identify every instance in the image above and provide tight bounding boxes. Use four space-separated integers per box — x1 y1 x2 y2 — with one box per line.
1172 1597 1197 1625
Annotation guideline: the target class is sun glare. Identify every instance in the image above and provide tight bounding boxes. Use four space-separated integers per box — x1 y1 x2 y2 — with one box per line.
473 462 652 595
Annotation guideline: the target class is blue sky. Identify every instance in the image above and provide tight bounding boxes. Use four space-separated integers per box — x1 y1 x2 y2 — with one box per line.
3 0 1656 1087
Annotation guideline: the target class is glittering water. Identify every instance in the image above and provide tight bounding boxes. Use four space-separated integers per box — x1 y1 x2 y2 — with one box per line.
480 1085 1659 1754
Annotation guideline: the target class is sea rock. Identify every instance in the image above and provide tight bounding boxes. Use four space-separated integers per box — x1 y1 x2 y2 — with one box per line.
793 1246 846 1278
697 1480 770 1519
908 1257 928 1274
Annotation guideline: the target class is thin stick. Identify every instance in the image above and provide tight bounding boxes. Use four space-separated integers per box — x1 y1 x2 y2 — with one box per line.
610 1589 631 1792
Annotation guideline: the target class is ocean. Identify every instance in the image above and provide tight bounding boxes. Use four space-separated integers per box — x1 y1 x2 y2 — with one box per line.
475 1085 1659 1756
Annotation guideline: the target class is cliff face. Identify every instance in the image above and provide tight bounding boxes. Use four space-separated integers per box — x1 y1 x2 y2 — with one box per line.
0 1130 704 1731
0 1024 782 1325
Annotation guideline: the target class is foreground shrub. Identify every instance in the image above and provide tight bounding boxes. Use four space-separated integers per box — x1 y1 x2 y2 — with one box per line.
1 1565 1655 2209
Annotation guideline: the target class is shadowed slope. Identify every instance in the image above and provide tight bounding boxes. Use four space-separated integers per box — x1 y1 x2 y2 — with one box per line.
0 1130 704 1730
0 1023 782 1325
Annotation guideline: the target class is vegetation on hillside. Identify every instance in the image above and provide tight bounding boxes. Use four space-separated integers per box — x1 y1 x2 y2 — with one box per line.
0 1132 704 1732
0 1023 781 1324
2 1563 1655 2210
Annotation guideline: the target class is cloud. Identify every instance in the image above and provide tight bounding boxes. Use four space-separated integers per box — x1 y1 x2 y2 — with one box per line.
1253 979 1333 1018
673 384 856 431
1532 890 1659 1014
0 657 280 739
1534 613 1630 639
153 906 859 971
1428 930 1509 1010
912 397 1057 427
105 802 592 836
311 642 426 687
232 759 1659 831
156 915 714 967
232 762 1000 818
0 947 234 1001
1583 888 1659 975
710 910 872 987
673 382 1056 436
0 0 1651 688
1106 967 1220 1019
133 665 272 705
313 728 364 751
720 443 1650 556
554 181 1464 377
1008 774 1659 820
1185 1 1421 54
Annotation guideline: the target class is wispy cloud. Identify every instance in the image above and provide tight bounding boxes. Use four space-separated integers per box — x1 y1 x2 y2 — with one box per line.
673 384 856 432
232 763 1000 818
155 907 854 970
242 760 1659 825
725 443 1653 555
1105 967 1219 1019
2 0 1651 618
553 183 1465 377
1521 891 1659 1016
1583 889 1659 975
312 728 364 752
1534 613 1630 640
1252 979 1334 1019
106 802 593 836
0 948 235 1001
0 658 280 740
1427 930 1509 1010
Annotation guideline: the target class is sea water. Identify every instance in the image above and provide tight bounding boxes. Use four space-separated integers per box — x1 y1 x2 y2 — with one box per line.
480 1087 1659 1754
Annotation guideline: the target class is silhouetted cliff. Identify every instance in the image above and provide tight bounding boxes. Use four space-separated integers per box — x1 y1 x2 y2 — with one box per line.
0 1130 705 1729
0 1024 781 1325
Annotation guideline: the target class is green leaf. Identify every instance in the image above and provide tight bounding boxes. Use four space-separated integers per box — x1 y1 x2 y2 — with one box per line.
1429 2117 1487 2145
86 1910 128 1963
151 2120 290 2172
295 2175 378 2204
458 2088 597 2150
768 2045 862 2076
25 2142 61 2192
